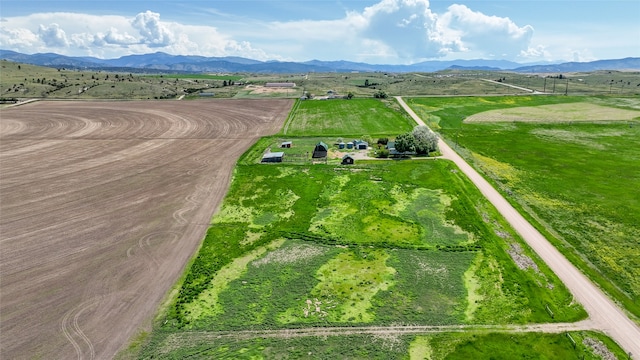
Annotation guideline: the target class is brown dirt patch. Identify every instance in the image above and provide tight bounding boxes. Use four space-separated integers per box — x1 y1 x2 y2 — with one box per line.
0 99 292 359
245 85 293 95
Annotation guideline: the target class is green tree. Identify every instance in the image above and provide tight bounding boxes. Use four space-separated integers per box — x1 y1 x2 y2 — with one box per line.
373 90 387 99
412 125 439 154
347 92 354 99
394 132 415 153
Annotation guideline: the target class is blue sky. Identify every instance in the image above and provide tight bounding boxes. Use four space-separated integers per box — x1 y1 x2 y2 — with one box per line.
1 1 638 64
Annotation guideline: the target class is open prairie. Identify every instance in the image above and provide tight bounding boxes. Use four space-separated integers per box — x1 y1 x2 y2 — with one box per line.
0 99 292 359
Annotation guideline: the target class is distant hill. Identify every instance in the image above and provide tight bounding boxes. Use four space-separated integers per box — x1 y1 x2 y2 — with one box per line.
513 57 640 73
1 49 638 73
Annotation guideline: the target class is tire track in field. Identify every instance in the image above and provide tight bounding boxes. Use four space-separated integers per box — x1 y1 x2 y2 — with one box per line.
161 320 597 349
61 298 100 360
126 231 182 265
0 99 293 359
172 153 217 225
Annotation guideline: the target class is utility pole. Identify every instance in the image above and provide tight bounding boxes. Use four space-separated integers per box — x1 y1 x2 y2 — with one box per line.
565 79 569 95
543 77 547 93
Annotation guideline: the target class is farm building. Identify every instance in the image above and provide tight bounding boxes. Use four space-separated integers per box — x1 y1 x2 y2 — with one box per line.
261 152 284 163
265 82 296 87
341 154 355 165
281 141 292 148
353 140 368 150
312 142 328 158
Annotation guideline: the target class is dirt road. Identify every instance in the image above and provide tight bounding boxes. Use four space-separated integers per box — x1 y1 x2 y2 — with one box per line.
160 320 597 346
396 96 640 357
0 99 292 359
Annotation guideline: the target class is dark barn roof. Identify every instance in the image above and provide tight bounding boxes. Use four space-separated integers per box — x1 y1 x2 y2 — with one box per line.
312 142 328 158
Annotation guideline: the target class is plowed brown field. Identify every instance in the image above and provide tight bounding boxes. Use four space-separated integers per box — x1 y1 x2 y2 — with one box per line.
0 99 292 359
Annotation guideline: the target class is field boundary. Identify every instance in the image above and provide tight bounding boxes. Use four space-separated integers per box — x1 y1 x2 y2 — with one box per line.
161 320 597 344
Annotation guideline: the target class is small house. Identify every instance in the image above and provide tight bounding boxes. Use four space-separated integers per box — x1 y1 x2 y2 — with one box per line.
341 154 355 165
346 142 354 149
281 141 292 148
261 152 284 163
312 142 328 158
338 142 346 149
387 141 415 157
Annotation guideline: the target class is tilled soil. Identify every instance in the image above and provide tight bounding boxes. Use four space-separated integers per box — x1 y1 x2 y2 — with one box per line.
0 99 292 359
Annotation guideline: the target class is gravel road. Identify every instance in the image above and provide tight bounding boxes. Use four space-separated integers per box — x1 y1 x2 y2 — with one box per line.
395 96 640 357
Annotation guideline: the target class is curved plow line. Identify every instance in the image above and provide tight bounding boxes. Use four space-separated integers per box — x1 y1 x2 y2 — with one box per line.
61 299 100 360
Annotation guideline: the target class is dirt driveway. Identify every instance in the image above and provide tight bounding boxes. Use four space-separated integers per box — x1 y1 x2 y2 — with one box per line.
0 99 291 359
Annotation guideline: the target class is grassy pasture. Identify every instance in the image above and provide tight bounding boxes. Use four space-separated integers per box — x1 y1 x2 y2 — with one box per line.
157 160 583 339
465 102 640 123
142 74 244 81
137 330 625 359
406 95 640 318
495 71 640 95
4 61 638 102
283 98 415 136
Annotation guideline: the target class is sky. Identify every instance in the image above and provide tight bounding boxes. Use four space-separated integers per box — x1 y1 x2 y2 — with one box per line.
1 0 639 64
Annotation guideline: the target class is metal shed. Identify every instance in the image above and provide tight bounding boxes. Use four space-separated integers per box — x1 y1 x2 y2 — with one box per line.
261 152 284 163
341 154 355 165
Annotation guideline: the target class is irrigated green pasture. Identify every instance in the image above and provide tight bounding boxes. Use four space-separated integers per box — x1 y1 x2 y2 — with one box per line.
139 330 624 359
407 95 640 318
283 98 415 136
136 158 587 357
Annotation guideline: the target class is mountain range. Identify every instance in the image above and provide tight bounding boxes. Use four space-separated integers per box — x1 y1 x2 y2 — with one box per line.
1 49 639 74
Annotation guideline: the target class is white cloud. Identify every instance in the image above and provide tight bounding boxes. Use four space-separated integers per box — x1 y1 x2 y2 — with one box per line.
438 4 533 58
0 1 542 63
251 0 534 63
102 28 139 46
131 11 174 47
38 23 69 47
0 26 39 49
0 11 274 59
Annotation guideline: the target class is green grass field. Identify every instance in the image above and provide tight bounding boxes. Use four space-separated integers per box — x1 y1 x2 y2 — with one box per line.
283 98 415 136
134 158 587 358
136 330 625 359
142 74 244 81
407 95 640 318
